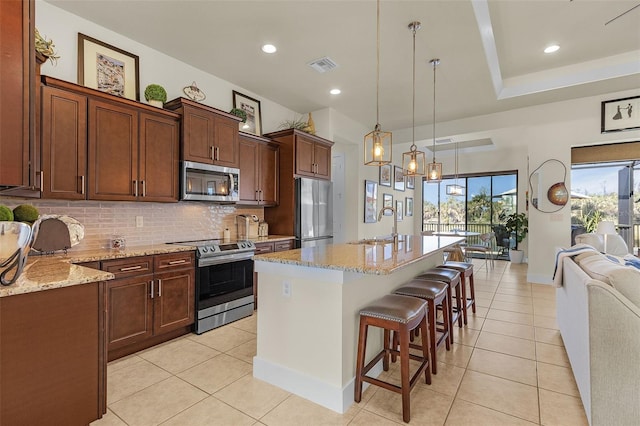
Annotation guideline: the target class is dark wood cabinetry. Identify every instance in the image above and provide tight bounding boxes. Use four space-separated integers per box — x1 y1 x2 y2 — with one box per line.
40 77 180 202
103 251 195 360
165 97 242 168
238 132 279 206
0 282 106 425
290 131 332 180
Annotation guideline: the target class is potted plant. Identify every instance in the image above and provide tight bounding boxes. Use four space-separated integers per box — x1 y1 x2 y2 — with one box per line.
504 212 528 263
35 28 60 65
144 84 167 108
229 108 247 123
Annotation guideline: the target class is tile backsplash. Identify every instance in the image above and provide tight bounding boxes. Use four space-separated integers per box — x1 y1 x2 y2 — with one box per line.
0 197 263 251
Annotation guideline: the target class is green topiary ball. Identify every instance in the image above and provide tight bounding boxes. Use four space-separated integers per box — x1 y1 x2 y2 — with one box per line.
13 204 39 223
144 84 167 103
0 205 14 221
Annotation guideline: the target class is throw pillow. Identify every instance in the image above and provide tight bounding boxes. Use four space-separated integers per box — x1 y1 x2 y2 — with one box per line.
575 233 603 252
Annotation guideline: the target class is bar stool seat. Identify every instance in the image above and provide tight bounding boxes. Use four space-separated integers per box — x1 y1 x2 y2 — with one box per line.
438 261 476 323
394 279 451 374
415 268 462 345
354 294 431 423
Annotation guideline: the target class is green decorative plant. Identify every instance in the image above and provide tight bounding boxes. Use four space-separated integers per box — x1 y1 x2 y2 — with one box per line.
583 209 603 233
144 84 167 103
279 116 308 131
13 204 39 224
35 28 60 65
0 205 14 221
504 212 528 249
229 108 247 123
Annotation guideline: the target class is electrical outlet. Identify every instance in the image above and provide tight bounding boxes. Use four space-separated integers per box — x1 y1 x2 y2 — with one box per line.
136 216 143 228
282 281 291 298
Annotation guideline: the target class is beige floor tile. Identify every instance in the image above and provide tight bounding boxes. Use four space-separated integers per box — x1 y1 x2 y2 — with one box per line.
436 343 474 368
364 385 453 425
500 276 529 285
490 300 534 314
445 399 537 425
226 338 257 364
228 313 258 334
482 319 535 340
532 290 556 301
110 376 207 426
496 287 532 297
456 370 539 423
107 354 145 373
536 342 570 367
474 296 493 308
214 374 290 419
452 326 480 347
137 337 219 374
468 305 488 318
107 359 172 404
475 331 536 360
349 409 402 425
539 389 589 426
534 315 559 330
473 286 498 295
537 362 579 397
467 348 537 386
464 315 485 330
533 305 557 318
178 353 252 394
90 409 127 426
534 327 564 346
420 361 465 396
486 308 534 326
493 293 533 305
162 395 255 426
261 394 355 426
187 325 256 352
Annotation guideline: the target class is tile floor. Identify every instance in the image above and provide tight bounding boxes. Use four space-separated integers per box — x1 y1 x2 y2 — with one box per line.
92 260 589 426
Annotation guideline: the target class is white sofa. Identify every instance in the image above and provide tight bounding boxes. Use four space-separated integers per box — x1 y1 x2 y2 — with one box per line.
557 254 640 426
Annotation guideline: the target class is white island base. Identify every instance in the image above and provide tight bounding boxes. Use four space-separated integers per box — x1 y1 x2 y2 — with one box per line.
252 235 462 413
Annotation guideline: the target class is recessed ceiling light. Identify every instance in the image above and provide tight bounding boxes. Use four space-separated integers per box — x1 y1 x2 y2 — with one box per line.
544 44 560 54
261 44 277 54
330 88 341 95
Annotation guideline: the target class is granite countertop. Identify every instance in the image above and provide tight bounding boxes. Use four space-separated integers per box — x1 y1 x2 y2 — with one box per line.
249 235 295 243
254 234 464 275
0 243 196 298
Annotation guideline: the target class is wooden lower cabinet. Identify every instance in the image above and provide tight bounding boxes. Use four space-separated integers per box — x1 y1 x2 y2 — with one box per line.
0 282 106 425
104 252 195 360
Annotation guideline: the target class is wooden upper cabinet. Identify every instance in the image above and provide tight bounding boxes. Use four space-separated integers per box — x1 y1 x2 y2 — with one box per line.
295 135 315 177
88 99 139 201
41 86 88 199
313 142 331 180
238 132 279 206
165 97 242 168
294 132 332 180
139 112 179 202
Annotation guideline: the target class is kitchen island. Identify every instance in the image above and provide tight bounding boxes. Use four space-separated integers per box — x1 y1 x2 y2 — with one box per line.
252 234 463 413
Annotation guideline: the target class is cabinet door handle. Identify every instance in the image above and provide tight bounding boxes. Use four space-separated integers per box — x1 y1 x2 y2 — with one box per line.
158 279 162 297
210 146 215 161
260 189 263 202
39 171 43 191
120 265 143 272
168 259 187 265
150 280 154 299
215 146 220 161
133 180 138 197
80 175 86 195
141 180 146 197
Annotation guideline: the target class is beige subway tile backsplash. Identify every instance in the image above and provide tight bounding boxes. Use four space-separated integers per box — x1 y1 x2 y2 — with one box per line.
0 197 263 251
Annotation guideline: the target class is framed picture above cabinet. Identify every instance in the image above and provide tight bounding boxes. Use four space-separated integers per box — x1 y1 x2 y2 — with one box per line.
233 91 262 136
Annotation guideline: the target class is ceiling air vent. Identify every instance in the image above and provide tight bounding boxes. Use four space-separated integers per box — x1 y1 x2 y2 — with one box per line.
308 56 338 73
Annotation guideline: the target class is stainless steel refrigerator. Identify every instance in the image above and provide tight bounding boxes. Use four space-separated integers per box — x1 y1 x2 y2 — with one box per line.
295 178 333 248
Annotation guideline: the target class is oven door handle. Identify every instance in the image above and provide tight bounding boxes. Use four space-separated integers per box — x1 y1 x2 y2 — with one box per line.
198 251 255 267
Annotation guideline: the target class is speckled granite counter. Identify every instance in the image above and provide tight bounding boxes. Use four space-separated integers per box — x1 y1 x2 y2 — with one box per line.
254 234 463 274
250 235 295 243
0 244 196 298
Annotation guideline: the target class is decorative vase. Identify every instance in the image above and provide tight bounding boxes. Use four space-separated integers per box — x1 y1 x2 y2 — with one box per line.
509 249 525 263
149 100 163 108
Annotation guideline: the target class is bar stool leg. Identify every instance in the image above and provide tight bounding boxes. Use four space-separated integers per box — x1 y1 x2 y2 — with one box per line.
446 286 455 344
469 273 476 313
419 314 432 385
454 283 464 328
460 273 469 325
383 329 390 371
427 299 438 375
442 293 452 349
399 323 411 423
354 319 368 403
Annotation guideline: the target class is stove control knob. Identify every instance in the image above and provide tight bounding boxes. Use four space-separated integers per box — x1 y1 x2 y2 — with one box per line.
201 247 209 253
209 246 216 252
239 243 246 248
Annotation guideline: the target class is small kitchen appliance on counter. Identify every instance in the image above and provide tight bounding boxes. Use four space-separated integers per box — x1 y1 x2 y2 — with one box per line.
0 220 40 286
236 214 260 239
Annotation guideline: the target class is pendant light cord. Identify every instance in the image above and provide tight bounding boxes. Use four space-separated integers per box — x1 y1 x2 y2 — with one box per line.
432 60 437 163
411 25 416 149
376 0 380 126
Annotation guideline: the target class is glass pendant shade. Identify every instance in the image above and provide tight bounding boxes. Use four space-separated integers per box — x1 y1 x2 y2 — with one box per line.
446 183 465 196
364 124 392 165
402 146 425 176
426 161 442 182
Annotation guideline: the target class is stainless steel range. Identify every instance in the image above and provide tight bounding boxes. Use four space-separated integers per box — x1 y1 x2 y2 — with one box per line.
170 239 255 334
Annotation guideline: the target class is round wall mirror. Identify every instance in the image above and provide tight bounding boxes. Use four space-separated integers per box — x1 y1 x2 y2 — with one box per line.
529 159 568 213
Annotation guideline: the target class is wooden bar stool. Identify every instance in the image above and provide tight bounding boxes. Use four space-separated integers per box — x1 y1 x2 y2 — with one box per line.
394 279 451 374
438 261 476 324
354 294 431 423
415 268 462 344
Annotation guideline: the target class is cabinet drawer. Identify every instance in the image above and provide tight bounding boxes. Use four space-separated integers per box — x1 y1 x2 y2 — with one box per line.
102 256 153 279
274 240 294 251
254 242 274 254
76 261 100 270
154 251 195 271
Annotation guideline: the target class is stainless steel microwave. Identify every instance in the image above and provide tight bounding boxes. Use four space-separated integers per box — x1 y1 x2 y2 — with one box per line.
181 161 239 202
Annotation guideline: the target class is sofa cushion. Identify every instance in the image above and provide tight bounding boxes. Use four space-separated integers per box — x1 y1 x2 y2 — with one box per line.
575 233 603 251
574 232 629 256
578 253 640 308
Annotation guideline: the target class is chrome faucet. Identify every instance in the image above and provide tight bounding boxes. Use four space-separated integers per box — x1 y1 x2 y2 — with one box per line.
378 206 398 244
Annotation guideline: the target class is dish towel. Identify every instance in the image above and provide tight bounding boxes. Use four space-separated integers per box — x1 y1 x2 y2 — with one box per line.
552 244 599 287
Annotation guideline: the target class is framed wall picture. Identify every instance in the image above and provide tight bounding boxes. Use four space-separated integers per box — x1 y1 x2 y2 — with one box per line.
394 166 405 191
406 197 413 217
379 164 392 187
601 95 640 133
78 33 140 101
382 193 393 215
406 175 415 190
364 180 378 223
233 90 262 136
396 200 403 221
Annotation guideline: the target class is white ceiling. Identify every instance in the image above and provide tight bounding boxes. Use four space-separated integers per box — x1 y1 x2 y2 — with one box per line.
46 0 640 134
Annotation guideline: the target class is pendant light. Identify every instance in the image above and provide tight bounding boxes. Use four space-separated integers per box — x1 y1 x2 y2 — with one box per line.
364 0 392 166
402 22 426 176
446 142 465 195
426 59 442 182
